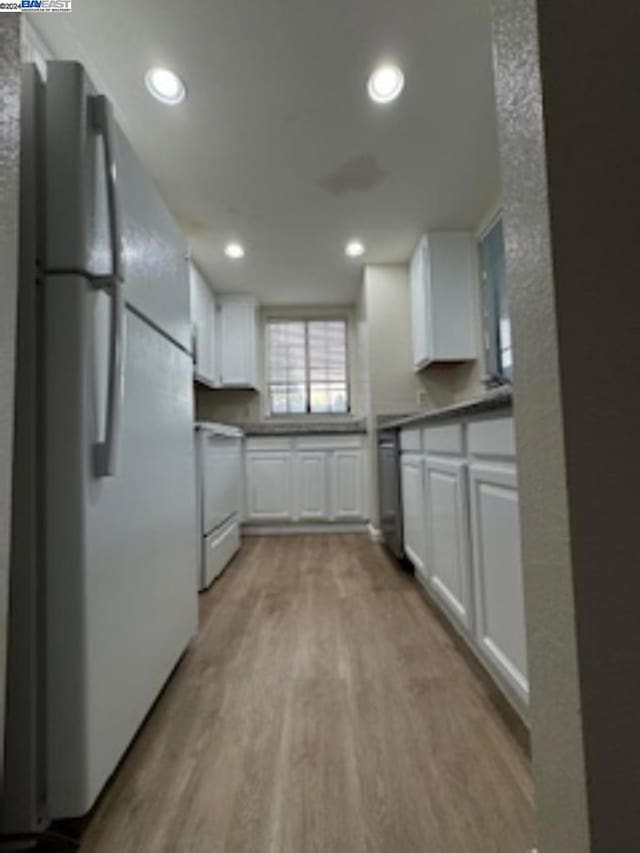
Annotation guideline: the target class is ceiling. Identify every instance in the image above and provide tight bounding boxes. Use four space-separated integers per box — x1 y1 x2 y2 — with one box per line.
33 0 500 305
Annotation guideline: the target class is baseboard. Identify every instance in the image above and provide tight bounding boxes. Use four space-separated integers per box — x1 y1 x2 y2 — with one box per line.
242 522 368 536
367 523 383 543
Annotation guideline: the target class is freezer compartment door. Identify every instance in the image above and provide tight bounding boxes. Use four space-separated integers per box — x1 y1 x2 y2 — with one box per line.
44 275 198 818
44 61 191 352
115 120 191 352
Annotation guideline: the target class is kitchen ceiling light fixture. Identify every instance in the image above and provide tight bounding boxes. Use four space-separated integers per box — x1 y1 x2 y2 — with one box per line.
345 240 365 258
367 64 405 104
225 242 246 260
144 67 186 105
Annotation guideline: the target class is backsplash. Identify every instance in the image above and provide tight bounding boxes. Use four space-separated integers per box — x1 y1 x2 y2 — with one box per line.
195 386 261 425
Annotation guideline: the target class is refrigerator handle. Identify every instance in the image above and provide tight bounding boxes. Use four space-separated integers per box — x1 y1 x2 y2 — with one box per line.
91 94 123 282
91 94 125 478
93 277 125 477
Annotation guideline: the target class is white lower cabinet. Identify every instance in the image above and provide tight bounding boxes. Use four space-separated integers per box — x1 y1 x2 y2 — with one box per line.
424 455 473 633
400 414 528 716
295 451 329 520
469 461 528 705
245 452 293 520
245 436 366 525
400 454 427 578
331 450 364 520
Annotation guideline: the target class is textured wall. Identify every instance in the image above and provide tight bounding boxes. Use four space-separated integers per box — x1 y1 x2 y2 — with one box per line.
494 0 640 847
0 14 21 779
490 2 590 848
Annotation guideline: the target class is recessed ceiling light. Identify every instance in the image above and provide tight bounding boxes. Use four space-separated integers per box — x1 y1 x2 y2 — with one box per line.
225 242 245 260
367 64 405 104
345 240 365 258
145 67 186 105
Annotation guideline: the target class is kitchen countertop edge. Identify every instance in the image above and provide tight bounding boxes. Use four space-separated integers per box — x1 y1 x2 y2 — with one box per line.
194 421 244 437
241 419 367 436
379 387 513 430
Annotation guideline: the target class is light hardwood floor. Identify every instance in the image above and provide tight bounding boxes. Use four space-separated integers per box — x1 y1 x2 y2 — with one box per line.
79 535 536 853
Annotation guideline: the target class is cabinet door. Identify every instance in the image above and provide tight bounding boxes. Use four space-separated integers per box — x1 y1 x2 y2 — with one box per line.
330 450 363 520
295 451 329 520
401 454 427 577
428 233 477 361
469 462 528 704
189 264 216 384
409 233 477 367
409 239 429 368
424 456 473 633
245 453 292 521
218 298 258 388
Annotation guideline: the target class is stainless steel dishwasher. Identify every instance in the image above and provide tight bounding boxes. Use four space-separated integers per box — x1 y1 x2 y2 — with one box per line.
377 428 406 561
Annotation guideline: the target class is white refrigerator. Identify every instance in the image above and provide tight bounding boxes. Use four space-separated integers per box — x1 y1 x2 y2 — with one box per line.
2 61 198 836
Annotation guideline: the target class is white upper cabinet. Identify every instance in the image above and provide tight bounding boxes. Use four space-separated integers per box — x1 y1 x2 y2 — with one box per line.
409 245 429 368
409 232 478 370
189 274 259 390
217 297 259 389
189 263 217 386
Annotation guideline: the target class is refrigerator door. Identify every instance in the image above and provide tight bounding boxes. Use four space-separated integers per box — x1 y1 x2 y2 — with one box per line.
43 275 198 817
1 64 45 836
44 61 191 352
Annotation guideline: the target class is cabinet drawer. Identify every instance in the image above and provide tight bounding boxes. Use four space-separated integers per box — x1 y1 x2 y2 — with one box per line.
400 428 422 452
245 437 293 452
468 417 516 459
203 519 240 590
423 423 464 455
295 435 363 451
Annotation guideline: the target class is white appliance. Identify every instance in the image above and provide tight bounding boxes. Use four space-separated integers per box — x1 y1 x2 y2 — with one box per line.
195 423 243 590
2 62 198 838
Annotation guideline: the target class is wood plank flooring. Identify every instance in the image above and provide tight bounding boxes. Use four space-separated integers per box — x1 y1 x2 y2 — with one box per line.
79 535 536 853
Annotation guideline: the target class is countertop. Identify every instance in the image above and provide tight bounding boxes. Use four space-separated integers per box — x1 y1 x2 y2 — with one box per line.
194 421 243 437
241 419 367 436
378 386 513 431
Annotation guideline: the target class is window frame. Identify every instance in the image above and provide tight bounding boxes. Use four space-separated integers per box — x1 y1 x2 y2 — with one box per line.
478 213 513 384
265 316 352 418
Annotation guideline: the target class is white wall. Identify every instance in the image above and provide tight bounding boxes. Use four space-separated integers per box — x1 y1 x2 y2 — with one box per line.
0 14 21 783
362 265 421 417
359 265 421 526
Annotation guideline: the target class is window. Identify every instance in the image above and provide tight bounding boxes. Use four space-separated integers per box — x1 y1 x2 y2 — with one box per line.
267 319 349 415
479 216 513 382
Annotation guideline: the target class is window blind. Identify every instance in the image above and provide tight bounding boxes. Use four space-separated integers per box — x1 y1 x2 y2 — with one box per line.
267 319 349 415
